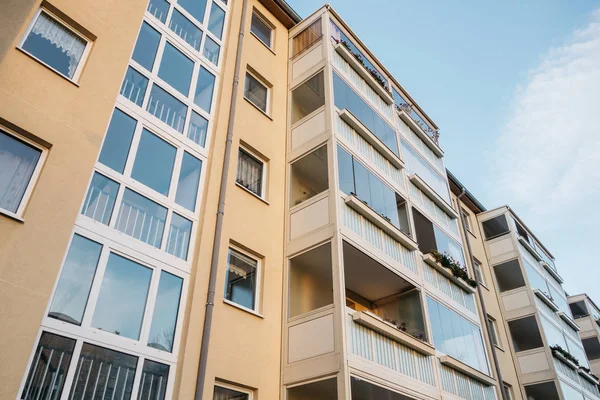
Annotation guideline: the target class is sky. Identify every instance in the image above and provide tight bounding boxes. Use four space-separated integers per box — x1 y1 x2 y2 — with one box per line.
289 0 600 300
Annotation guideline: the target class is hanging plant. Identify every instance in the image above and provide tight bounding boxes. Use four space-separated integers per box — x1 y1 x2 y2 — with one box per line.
335 39 391 94
430 251 477 288
550 345 580 366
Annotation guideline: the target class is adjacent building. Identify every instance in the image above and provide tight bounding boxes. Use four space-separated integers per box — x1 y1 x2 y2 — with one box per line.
568 294 600 380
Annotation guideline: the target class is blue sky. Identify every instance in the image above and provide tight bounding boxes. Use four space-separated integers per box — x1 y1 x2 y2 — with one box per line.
290 1 600 299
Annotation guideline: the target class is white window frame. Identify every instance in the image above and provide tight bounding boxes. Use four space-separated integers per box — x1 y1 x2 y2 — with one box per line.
0 127 47 221
18 8 93 83
473 259 486 286
236 145 268 201
244 70 271 116
214 381 254 399
224 245 262 316
487 315 501 347
461 208 472 232
250 9 274 49
503 383 514 400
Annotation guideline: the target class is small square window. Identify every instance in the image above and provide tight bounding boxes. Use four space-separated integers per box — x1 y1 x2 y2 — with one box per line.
224 247 260 313
244 72 270 114
0 129 45 218
20 10 90 81
236 147 266 199
250 11 273 48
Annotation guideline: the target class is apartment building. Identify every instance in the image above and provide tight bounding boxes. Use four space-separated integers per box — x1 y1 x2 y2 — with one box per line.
568 294 600 379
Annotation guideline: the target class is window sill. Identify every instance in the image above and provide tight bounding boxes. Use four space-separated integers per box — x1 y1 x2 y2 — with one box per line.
223 299 264 319
250 31 276 55
17 47 80 87
235 182 269 205
0 208 25 223
244 97 273 120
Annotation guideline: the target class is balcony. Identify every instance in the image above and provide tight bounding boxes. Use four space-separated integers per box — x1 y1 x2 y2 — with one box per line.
422 253 476 294
396 105 442 157
409 174 458 218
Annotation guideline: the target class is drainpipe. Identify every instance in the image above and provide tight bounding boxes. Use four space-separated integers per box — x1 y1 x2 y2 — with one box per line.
195 0 248 397
457 189 508 400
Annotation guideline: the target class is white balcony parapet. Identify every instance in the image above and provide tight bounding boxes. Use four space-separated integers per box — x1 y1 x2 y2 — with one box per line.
334 42 394 105
558 312 581 332
397 108 443 157
338 109 404 169
409 174 458 219
422 253 476 294
438 355 496 386
534 289 560 312
344 194 418 251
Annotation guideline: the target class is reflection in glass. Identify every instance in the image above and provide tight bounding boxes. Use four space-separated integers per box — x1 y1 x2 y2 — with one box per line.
81 172 119 224
69 343 137 400
207 2 225 39
20 332 76 400
147 0 170 23
251 13 272 47
132 22 161 71
188 111 208 147
194 66 215 112
166 213 192 260
131 129 176 196
116 189 167 248
147 84 188 133
291 71 325 124
178 0 208 25
48 235 102 324
98 108 137 174
0 131 42 213
401 140 450 202
244 73 267 112
203 36 220 65
120 66 148 106
225 249 258 310
92 253 152 339
138 360 169 400
175 152 202 211
158 42 194 96
169 9 203 50
148 271 183 351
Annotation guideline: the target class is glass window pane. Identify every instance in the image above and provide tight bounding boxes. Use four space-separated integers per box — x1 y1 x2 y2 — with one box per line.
116 189 167 248
148 271 183 352
194 66 215 112
482 215 510 240
147 84 188 133
158 42 194 96
131 129 176 196
169 9 203 51
166 213 192 260
244 73 267 112
98 108 137 173
207 3 225 39
20 332 76 400
583 337 600 360
178 0 208 25
22 12 86 79
213 386 249 400
132 22 161 71
49 235 102 324
81 172 119 224
0 131 42 213
570 301 588 319
353 160 371 206
175 152 202 211
225 249 258 310
291 71 325 124
92 253 152 339
236 149 263 196
188 111 208 147
120 66 148 106
251 13 271 47
337 145 354 195
138 360 169 400
69 343 137 400
147 0 170 23
203 36 220 65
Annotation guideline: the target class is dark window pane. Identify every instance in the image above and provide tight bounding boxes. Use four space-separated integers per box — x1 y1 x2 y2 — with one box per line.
413 208 436 254
225 249 258 310
175 152 202 211
207 2 225 39
524 382 560 400
178 0 208 25
194 67 216 112
132 22 161 71
337 145 354 195
20 332 76 400
131 129 177 196
120 66 148 106
0 131 42 213
482 215 510 240
48 234 102 325
570 301 589 319
169 9 203 51
236 150 263 196
508 316 544 352
69 343 137 400
244 73 268 112
251 13 272 47
138 360 169 400
493 260 526 292
22 13 86 79
158 42 194 96
98 108 137 174
583 337 600 360
148 271 183 352
213 386 249 400
81 172 119 225
147 0 170 23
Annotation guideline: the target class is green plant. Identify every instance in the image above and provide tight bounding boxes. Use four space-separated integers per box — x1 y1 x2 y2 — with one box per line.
430 251 477 288
336 39 391 94
550 345 580 366
579 366 599 380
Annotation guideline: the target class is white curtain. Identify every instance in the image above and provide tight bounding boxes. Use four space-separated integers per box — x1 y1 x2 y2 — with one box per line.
0 135 40 213
227 250 256 279
31 12 86 77
236 150 262 195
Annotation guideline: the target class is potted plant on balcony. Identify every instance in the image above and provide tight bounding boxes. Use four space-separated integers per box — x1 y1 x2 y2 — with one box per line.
430 251 478 288
550 345 580 368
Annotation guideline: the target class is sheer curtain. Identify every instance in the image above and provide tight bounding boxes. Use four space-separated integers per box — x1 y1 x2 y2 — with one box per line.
236 150 262 196
0 133 41 213
30 12 86 77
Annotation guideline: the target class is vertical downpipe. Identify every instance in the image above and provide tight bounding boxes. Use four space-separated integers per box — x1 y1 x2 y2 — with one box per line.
194 0 249 397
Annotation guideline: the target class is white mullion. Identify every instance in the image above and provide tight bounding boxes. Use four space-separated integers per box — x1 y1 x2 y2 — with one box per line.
169 273 189 356
58 339 83 400
122 121 144 181
79 246 111 329
130 356 145 400
139 267 161 351
169 147 185 203
161 211 175 254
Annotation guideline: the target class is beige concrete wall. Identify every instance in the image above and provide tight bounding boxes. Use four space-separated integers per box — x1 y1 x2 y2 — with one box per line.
453 196 524 399
0 1 147 398
174 0 291 397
